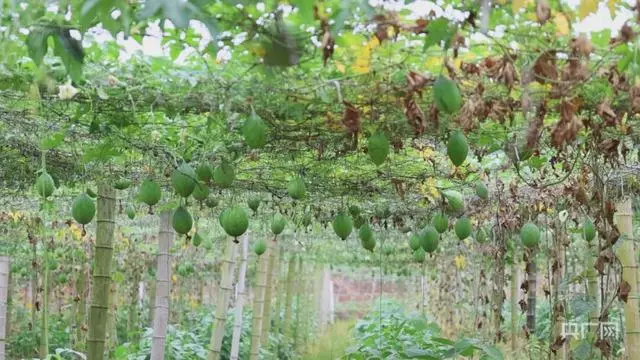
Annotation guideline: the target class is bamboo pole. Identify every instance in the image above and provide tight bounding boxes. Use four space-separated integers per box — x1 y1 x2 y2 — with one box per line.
510 259 518 353
614 198 640 360
150 211 175 360
230 235 249 360
551 223 567 359
294 257 304 349
283 255 296 338
208 239 237 360
0 256 9 360
40 243 49 358
74 262 88 347
273 249 284 337
525 252 537 334
260 239 277 345
87 184 117 360
250 248 269 360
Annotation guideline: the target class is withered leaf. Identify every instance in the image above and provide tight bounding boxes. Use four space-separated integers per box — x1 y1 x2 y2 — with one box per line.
597 101 618 126
404 95 426 136
619 280 631 302
525 100 546 149
536 0 551 24
549 336 566 353
571 34 593 57
341 101 360 135
595 339 611 357
533 51 558 83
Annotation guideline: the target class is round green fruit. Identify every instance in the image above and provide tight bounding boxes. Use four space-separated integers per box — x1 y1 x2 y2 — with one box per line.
271 215 286 235
35 172 55 199
359 223 373 242
113 178 132 190
368 132 389 166
213 162 235 188
333 213 353 240
205 197 219 209
475 181 488 200
192 232 203 247
348 205 361 217
454 216 472 240
172 207 193 235
248 197 261 213
254 239 267 256
413 248 426 263
196 162 214 182
447 131 469 167
361 235 376 252
172 163 197 197
582 218 596 242
71 193 96 225
287 177 306 200
433 76 462 114
409 234 421 251
520 222 540 248
126 205 136 220
221 206 249 238
432 213 449 233
421 227 440 253
443 190 464 213
192 182 209 202
137 180 162 206
243 112 267 149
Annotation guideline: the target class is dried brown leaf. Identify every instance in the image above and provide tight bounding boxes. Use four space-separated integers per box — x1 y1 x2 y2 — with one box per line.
549 336 566 353
571 34 593 57
596 101 617 126
533 51 558 84
618 280 631 302
536 0 551 24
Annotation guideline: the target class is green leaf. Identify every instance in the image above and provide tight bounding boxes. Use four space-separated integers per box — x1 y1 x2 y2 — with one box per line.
477 344 504 360
112 271 125 283
294 0 314 23
53 30 84 82
26 28 52 66
39 132 65 150
80 0 116 30
423 18 454 50
82 142 121 163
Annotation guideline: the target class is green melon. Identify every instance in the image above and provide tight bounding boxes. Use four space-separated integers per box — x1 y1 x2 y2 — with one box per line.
137 180 162 206
243 112 267 149
218 208 229 227
360 228 376 252
35 172 55 199
421 227 440 253
113 178 132 190
368 133 390 166
192 182 210 202
248 197 261 213
433 76 462 114
447 131 469 167
476 227 488 244
353 215 365 229
192 232 203 247
172 163 197 197
221 206 249 238
409 234 421 251
271 215 286 235
475 181 488 200
443 190 464 213
213 162 235 188
205 197 219 209
582 218 596 242
126 205 136 220
413 248 426 263
432 213 449 233
202 237 213 251
333 213 353 240
196 162 214 182
287 177 306 200
254 239 267 256
348 205 361 217
172 206 193 235
71 193 96 225
454 216 472 240
520 222 540 248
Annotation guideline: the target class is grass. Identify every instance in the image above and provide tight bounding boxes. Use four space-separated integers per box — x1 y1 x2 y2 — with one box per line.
302 319 356 360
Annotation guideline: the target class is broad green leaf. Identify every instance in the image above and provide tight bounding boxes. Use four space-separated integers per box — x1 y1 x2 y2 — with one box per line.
82 142 121 163
294 0 314 23
26 28 52 66
53 31 84 82
39 133 65 150
423 18 454 50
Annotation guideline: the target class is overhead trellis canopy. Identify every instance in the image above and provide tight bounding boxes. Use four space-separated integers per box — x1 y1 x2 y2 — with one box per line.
0 0 638 218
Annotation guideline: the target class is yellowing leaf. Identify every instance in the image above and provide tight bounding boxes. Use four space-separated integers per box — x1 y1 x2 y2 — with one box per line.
578 0 598 19
351 37 380 74
335 62 346 73
554 13 570 36
608 0 618 15
424 57 442 71
454 255 466 269
512 0 527 13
